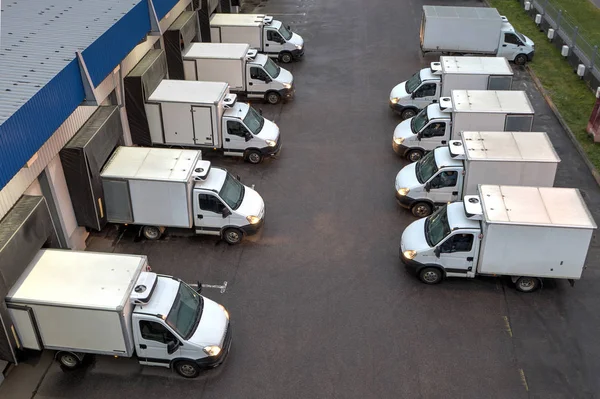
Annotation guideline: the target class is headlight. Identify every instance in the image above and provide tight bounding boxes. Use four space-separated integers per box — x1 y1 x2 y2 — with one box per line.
219 304 230 320
246 215 261 224
390 97 400 104
203 345 222 357
265 139 277 147
295 44 303 50
283 83 292 89
393 137 405 145
403 250 417 260
397 187 410 196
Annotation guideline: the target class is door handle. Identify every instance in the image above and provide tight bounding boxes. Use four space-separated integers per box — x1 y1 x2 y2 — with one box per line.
502 44 507 47
466 257 473 261
441 140 447 144
197 214 203 219
266 43 269 46
139 344 147 349
452 191 458 195
225 138 230 142
432 99 437 103
249 82 253 86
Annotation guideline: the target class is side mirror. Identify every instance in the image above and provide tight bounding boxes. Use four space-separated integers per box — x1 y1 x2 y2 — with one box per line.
222 207 232 218
265 77 272 83
287 25 291 30
424 182 431 192
416 132 422 140
434 246 441 258
167 340 180 355
411 92 417 99
236 175 241 181
259 108 263 116
195 281 202 294
244 133 253 142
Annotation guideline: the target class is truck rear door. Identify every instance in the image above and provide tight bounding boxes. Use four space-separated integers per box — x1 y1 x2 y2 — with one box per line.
192 106 215 146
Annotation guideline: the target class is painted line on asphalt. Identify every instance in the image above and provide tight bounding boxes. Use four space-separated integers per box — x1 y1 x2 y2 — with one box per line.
503 316 513 338
519 369 529 391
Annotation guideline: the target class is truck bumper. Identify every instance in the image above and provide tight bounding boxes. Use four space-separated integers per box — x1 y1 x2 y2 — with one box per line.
527 51 535 61
291 47 305 59
240 218 264 236
279 86 295 100
260 137 282 157
389 101 408 114
400 248 424 269
195 324 232 368
392 141 410 157
395 191 416 209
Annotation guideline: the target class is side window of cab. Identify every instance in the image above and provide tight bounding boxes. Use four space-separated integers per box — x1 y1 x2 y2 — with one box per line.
440 234 474 253
421 122 446 138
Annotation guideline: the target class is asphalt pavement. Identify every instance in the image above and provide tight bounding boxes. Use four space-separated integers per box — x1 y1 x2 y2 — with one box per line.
1 0 600 398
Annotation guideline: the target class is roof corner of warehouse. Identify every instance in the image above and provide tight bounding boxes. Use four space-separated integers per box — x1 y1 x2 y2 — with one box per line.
0 0 182 190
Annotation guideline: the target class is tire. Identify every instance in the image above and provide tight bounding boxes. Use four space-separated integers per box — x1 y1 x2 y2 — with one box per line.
265 91 281 105
174 360 201 378
142 225 162 240
400 108 417 120
514 54 528 65
57 352 81 370
411 202 433 218
246 149 263 164
279 52 293 63
515 276 541 293
223 228 243 245
406 149 424 162
419 267 443 285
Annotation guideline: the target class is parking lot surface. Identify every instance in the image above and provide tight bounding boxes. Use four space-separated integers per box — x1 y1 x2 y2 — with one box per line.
2 0 600 398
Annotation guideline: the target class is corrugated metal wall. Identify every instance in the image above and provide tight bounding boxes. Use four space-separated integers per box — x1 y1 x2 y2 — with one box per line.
82 1 151 87
0 60 85 190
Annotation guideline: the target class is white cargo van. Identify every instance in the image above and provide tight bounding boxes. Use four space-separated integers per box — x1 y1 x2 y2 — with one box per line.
390 57 514 119
420 6 535 65
6 249 231 378
101 147 265 244
210 14 304 63
182 43 294 104
395 131 559 217
392 90 535 162
400 185 596 292
145 80 280 162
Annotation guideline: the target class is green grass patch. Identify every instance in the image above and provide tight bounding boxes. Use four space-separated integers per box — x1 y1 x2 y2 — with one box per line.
549 0 600 45
489 0 600 171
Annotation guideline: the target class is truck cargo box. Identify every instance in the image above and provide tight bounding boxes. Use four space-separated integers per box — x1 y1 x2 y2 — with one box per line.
439 57 513 96
101 147 203 228
210 14 266 48
421 6 503 53
5 250 148 356
475 185 596 279
183 43 250 91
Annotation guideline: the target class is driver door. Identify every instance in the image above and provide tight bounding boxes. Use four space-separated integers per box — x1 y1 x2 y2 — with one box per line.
435 233 476 276
412 83 438 109
135 318 181 367
193 192 230 234
426 170 460 204
248 66 271 96
498 32 522 60
264 28 285 55
419 121 447 151
224 120 251 152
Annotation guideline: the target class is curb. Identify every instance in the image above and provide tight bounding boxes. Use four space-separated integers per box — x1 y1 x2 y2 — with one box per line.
526 65 600 187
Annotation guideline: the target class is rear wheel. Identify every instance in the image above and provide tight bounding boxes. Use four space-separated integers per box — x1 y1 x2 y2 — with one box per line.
223 228 243 245
246 150 263 164
174 360 201 378
515 276 541 293
406 149 424 162
419 267 443 285
142 225 162 240
57 352 81 370
411 202 433 218
514 54 528 65
400 108 417 120
279 52 293 63
265 91 281 105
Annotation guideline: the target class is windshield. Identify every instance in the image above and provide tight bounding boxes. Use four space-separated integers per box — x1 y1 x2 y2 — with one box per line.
263 58 281 79
410 107 429 133
166 283 203 340
415 151 438 184
425 205 452 247
219 172 245 210
278 24 292 41
515 31 527 43
243 106 265 135
405 71 422 94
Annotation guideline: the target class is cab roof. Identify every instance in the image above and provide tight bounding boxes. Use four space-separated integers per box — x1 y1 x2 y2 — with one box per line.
446 202 481 230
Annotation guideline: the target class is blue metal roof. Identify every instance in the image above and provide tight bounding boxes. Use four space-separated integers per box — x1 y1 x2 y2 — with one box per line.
0 0 179 189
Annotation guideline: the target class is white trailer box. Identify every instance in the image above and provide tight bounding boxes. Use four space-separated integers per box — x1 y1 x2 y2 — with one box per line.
5 250 148 356
449 90 534 137
438 57 513 96
145 80 232 148
210 13 265 48
183 43 250 91
421 6 503 53
458 131 559 195
101 147 203 228
475 185 597 279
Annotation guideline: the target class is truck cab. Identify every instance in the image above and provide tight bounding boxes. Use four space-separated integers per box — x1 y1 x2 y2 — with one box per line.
497 18 535 65
222 101 281 163
131 272 231 378
193 164 265 244
392 101 452 162
389 66 441 119
395 147 463 217
246 52 295 104
263 18 305 63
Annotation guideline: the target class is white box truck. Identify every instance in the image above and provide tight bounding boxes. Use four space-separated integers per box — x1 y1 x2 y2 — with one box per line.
145 80 280 163
400 185 597 292
209 13 304 63
182 43 294 105
101 147 265 245
395 131 560 217
392 90 535 162
420 6 535 65
6 249 231 378
389 56 514 120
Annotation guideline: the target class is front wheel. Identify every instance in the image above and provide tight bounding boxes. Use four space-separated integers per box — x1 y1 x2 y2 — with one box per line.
223 228 243 245
515 276 541 293
265 91 281 105
279 52 293 63
411 202 433 218
174 360 201 378
418 267 443 285
406 149 424 162
401 108 417 120
514 54 528 66
245 150 263 164
57 352 82 370
142 225 162 240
